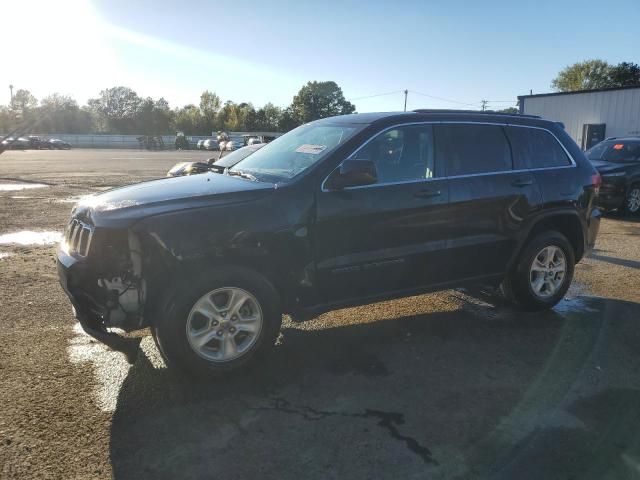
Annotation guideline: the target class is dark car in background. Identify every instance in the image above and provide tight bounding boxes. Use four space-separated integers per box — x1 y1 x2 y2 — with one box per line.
46 138 72 150
1 137 30 149
167 143 265 177
58 110 601 375
586 137 640 214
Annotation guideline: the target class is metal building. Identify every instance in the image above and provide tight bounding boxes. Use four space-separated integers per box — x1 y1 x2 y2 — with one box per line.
518 86 640 150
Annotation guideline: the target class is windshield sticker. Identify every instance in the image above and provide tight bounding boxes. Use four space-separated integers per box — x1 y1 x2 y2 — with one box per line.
295 144 327 154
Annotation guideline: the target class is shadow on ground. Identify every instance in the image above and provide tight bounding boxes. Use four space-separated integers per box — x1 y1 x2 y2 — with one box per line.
109 295 640 480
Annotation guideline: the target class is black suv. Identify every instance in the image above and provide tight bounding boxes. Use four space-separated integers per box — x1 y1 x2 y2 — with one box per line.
586 137 640 214
57 110 601 374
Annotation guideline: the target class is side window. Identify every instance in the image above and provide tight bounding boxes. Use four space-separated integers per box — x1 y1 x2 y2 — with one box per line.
603 142 640 162
352 125 435 183
506 126 572 169
434 124 512 176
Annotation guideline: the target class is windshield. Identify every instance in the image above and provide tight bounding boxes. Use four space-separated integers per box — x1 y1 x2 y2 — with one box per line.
586 141 640 163
228 122 362 182
214 144 264 168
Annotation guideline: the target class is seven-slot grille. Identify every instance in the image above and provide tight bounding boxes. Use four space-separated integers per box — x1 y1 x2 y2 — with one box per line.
65 219 94 257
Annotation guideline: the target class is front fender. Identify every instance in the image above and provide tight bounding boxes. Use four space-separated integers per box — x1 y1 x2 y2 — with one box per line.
133 187 317 313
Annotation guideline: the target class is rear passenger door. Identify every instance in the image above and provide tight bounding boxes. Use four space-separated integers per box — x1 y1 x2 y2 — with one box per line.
435 123 542 281
505 125 576 210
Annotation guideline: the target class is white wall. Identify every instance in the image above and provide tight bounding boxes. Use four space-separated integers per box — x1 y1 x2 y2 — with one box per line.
521 88 640 148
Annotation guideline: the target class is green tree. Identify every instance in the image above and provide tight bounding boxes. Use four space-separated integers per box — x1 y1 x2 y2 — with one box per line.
497 107 519 114
135 97 174 134
551 59 612 92
237 102 257 131
199 90 221 133
278 107 299 132
255 103 282 131
217 101 242 131
87 86 142 133
12 89 38 114
609 62 640 87
290 81 355 124
174 104 204 134
38 94 93 133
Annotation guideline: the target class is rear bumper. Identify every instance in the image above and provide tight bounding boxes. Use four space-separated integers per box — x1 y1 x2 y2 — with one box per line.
595 180 627 210
57 249 141 363
585 208 601 256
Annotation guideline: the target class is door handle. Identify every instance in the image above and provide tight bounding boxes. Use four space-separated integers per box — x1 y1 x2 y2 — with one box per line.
511 178 533 187
414 189 442 198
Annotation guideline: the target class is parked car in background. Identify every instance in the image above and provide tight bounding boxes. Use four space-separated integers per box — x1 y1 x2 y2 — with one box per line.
46 138 72 150
203 139 219 151
225 139 243 151
167 143 265 177
1 137 30 149
27 136 46 148
586 137 640 214
59 110 600 375
196 139 205 150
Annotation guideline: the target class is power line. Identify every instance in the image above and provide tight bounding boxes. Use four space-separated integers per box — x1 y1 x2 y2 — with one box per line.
409 90 478 106
348 90 405 102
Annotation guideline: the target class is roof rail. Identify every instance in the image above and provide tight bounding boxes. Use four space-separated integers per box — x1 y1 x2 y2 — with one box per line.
411 109 541 119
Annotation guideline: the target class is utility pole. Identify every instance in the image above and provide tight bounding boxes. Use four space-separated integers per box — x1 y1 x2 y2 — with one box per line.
403 89 408 112
480 99 488 111
9 84 13 106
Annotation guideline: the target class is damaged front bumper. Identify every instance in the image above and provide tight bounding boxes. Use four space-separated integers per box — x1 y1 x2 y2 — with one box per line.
57 246 143 364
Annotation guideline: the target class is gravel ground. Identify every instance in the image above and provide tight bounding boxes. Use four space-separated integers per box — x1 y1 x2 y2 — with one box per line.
0 149 639 479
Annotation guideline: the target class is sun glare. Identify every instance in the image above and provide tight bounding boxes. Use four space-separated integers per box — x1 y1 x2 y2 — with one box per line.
0 0 119 102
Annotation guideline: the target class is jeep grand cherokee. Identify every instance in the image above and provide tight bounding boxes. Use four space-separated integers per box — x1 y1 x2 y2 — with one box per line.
57 110 601 375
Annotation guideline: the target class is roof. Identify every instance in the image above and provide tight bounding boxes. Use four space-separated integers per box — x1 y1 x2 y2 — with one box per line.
518 85 640 100
317 110 552 127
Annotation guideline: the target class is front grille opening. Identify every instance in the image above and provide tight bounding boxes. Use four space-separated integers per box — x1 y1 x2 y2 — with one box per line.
66 219 94 257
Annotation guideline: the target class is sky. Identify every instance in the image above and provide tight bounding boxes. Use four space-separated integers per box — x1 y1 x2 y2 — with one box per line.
1 0 638 113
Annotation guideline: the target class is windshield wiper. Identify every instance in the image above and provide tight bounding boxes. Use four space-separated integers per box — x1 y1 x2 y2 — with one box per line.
228 169 259 182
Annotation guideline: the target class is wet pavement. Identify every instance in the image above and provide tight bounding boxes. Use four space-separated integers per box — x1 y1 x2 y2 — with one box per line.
0 149 639 479
0 231 61 246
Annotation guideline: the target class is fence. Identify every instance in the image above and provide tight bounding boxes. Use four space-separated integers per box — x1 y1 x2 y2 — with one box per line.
1 131 282 149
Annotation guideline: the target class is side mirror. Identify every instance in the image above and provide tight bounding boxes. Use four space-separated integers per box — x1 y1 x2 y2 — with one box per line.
327 159 378 190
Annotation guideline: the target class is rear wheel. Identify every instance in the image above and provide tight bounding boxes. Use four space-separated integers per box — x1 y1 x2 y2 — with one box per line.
153 267 282 376
502 231 575 311
624 185 640 215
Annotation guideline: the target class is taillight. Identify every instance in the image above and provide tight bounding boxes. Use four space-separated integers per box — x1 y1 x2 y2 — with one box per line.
591 173 602 193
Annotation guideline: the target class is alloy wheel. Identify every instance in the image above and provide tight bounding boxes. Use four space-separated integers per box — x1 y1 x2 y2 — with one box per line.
529 245 566 298
186 287 263 362
627 188 640 213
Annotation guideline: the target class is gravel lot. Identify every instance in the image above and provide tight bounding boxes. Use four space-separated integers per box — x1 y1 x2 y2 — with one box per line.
1 149 639 479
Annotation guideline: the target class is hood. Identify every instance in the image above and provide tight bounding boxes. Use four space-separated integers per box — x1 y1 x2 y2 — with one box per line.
73 172 274 228
590 160 628 175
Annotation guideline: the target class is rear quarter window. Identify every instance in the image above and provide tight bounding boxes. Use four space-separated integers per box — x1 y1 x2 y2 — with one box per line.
506 126 572 169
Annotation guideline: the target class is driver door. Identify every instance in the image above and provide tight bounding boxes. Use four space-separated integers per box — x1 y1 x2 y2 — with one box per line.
314 124 451 303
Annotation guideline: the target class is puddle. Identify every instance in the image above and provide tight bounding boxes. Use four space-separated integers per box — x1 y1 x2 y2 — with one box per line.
0 231 61 246
0 183 49 191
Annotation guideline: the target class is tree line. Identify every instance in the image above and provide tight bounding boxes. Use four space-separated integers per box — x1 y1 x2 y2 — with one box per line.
0 81 356 135
551 60 640 92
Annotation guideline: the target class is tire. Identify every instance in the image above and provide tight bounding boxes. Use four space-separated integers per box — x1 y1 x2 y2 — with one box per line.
502 231 575 311
624 184 640 215
152 266 282 376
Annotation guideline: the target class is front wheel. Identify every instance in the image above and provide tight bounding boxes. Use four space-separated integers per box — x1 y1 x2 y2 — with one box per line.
624 185 640 215
502 231 575 311
152 267 282 376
